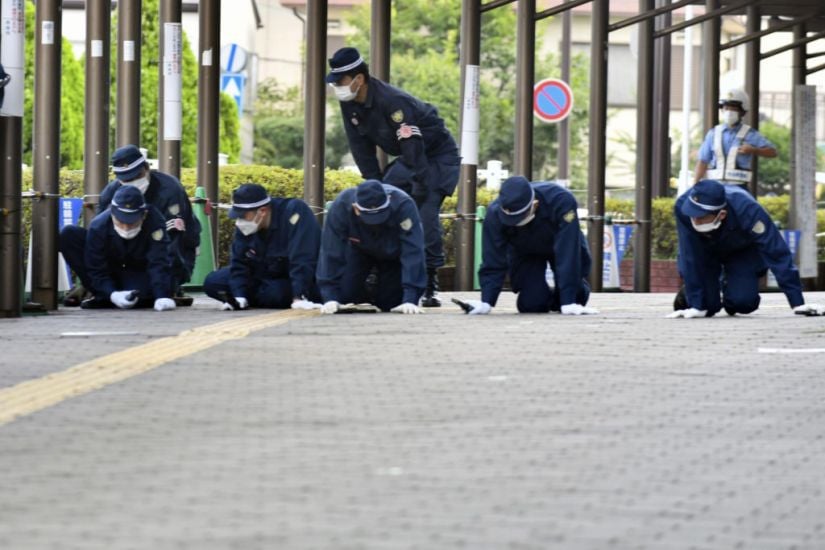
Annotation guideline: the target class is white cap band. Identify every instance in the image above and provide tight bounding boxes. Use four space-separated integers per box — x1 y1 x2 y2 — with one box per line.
331 57 365 74
501 187 535 216
233 197 270 210
689 195 726 212
354 195 391 213
113 156 146 174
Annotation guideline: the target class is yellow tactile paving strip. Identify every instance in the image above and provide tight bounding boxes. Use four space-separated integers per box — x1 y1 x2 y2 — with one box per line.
0 309 317 427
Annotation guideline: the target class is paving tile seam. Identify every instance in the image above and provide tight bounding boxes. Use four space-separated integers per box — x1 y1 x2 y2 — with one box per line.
0 309 317 427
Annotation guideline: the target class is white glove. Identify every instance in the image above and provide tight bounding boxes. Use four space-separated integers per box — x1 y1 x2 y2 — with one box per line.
235 297 249 310
110 290 138 309
291 298 322 310
561 303 600 315
220 302 234 311
667 308 707 319
320 300 340 315
153 297 176 312
466 300 492 315
391 302 423 314
793 303 825 316
165 217 185 232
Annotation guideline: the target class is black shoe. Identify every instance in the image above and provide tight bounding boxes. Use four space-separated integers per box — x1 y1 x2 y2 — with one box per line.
80 296 112 309
174 295 194 307
421 268 441 308
673 286 688 311
724 304 736 316
63 285 89 307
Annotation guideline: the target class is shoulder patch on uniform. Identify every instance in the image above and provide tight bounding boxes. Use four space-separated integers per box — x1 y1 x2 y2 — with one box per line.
391 109 404 124
289 213 300 225
152 229 164 241
400 218 413 231
168 203 180 216
752 220 766 235
563 210 576 223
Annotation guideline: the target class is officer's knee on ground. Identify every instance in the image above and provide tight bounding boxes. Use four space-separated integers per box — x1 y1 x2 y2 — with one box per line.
723 292 760 315
517 292 552 313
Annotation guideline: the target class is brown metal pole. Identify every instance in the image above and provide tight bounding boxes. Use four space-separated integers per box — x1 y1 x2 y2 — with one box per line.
702 0 720 134
587 0 607 292
634 0 654 293
370 0 390 172
302 0 327 220
116 0 141 147
198 0 221 251
514 0 535 179
792 24 807 86
31 0 63 310
652 0 672 199
745 5 760 196
558 0 571 181
159 0 182 178
456 0 480 291
84 0 111 229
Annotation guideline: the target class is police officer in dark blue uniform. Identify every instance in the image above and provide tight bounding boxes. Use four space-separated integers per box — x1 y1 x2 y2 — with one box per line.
326 47 460 307
82 186 176 311
203 183 322 311
463 176 598 315
60 144 199 305
317 180 427 314
670 179 823 318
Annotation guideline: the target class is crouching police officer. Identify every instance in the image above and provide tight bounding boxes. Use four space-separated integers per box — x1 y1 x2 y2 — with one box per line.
464 176 597 315
60 144 199 305
326 47 460 307
82 186 176 311
317 180 427 314
671 179 823 318
203 183 322 311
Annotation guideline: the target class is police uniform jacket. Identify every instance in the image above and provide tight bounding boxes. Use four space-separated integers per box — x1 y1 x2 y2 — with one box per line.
480 183 590 307
317 185 427 305
675 186 803 309
99 170 200 254
85 206 173 299
229 198 321 300
340 78 459 196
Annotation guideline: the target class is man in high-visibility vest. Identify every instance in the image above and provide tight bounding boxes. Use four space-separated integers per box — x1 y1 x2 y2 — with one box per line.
694 88 777 190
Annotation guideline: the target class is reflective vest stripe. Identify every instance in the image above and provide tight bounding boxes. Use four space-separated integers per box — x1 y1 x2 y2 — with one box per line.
706 124 752 183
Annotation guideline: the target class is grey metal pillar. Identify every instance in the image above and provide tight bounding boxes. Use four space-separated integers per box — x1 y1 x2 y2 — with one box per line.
745 5 760 195
116 0 141 147
0 118 22 317
633 0 654 293
31 0 62 310
198 0 221 250
514 0 535 179
302 0 327 220
792 24 806 86
558 1 571 180
455 0 480 291
370 0 391 171
652 0 671 198
159 0 182 178
587 0 608 292
85 0 111 230
702 0 720 133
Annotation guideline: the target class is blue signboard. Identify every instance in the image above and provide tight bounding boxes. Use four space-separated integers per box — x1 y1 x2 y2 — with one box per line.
221 73 246 115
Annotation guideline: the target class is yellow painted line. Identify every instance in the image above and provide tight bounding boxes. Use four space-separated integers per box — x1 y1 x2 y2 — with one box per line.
0 309 317 427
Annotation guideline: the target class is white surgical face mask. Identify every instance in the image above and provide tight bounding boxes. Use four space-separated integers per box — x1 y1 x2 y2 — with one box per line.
691 212 723 233
332 79 360 102
114 224 142 240
235 209 263 236
722 110 740 127
123 176 150 195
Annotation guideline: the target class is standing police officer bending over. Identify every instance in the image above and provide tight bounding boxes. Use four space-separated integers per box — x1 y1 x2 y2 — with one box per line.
464 176 598 316
82 186 176 311
203 183 322 311
317 180 427 315
670 179 823 318
694 89 776 188
326 47 460 308
60 144 200 305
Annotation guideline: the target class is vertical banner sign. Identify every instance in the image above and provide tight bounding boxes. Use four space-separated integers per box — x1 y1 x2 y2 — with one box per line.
460 65 480 166
603 224 634 288
1 0 25 117
163 23 183 141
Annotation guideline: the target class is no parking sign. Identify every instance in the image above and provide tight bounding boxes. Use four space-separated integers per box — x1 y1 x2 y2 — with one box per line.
533 78 573 123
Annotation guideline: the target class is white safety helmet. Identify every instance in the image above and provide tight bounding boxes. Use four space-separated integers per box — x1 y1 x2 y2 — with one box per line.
718 88 749 112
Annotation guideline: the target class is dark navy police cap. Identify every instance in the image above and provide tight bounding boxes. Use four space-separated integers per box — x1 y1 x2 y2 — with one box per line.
497 176 536 226
229 183 270 219
111 185 147 224
111 144 148 182
326 47 365 84
681 179 727 218
354 180 392 225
